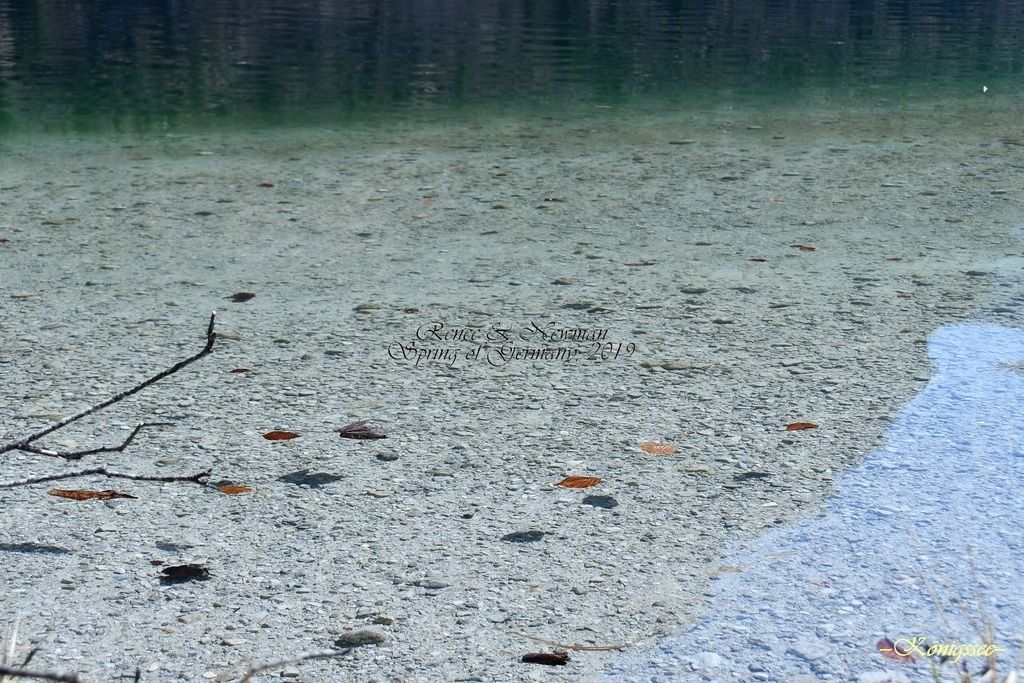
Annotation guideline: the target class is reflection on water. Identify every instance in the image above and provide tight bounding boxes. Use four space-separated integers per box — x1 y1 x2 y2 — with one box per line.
0 0 1022 133
604 322 1024 681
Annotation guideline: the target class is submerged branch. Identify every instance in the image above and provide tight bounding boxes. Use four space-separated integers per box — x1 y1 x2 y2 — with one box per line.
0 466 211 490
1 313 217 457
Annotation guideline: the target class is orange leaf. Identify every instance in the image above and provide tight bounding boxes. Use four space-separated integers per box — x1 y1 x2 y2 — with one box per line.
263 430 299 440
556 476 601 489
877 637 916 663
640 442 678 455
785 422 819 431
48 489 137 501
217 484 253 495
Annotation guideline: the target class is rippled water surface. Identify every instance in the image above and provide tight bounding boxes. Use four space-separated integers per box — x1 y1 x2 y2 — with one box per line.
0 0 1022 133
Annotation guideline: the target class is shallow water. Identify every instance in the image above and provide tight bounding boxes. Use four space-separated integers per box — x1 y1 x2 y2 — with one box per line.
2 4 1024 681
2 100 1021 680
604 318 1024 682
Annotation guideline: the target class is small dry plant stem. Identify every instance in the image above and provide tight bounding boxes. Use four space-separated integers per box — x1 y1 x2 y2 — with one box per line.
899 520 1015 682
235 649 352 682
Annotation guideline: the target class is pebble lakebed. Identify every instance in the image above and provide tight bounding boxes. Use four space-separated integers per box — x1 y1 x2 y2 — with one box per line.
1 97 1023 681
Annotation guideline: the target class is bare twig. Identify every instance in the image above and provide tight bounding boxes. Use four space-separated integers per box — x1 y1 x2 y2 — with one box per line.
1 313 217 457
0 666 84 683
2 616 18 681
15 423 175 461
236 649 351 682
517 633 632 652
0 466 210 490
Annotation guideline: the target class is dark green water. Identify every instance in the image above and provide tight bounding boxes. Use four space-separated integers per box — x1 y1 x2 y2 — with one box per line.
0 0 1021 134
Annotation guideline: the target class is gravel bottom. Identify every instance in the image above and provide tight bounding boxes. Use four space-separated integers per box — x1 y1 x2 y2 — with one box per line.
603 322 1024 683
1 93 1022 682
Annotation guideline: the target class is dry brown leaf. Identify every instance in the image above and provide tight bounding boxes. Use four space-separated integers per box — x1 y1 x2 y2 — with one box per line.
228 367 251 373
217 485 253 495
640 441 678 455
263 430 299 440
785 422 819 431
877 637 916 663
748 257 768 263
521 652 570 666
337 420 387 440
556 476 601 489
48 489 137 501
791 244 817 252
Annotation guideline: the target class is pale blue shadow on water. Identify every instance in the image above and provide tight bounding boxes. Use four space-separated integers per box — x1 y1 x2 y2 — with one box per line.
603 323 1024 682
